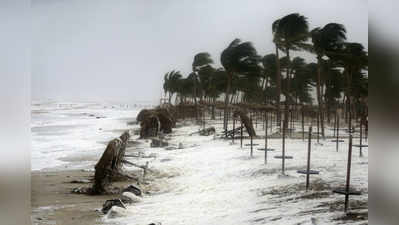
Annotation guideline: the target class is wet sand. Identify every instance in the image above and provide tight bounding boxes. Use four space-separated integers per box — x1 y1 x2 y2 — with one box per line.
31 169 132 225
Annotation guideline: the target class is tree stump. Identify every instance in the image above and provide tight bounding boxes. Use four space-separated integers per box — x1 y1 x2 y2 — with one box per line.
92 131 131 195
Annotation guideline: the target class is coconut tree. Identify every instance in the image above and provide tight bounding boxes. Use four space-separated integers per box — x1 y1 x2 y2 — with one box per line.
311 23 347 137
262 54 278 102
198 64 216 100
331 42 368 131
163 70 183 103
272 13 309 135
322 59 345 122
290 57 313 105
192 52 213 120
220 38 261 133
272 20 283 124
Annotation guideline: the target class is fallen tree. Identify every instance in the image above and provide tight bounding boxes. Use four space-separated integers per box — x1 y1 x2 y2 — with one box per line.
91 131 137 195
233 109 256 137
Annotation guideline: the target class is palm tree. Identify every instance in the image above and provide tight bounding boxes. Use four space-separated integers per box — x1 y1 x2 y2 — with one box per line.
330 42 367 131
163 70 183 104
322 59 345 122
192 52 213 121
262 54 278 104
197 64 216 100
272 20 283 124
311 23 347 137
220 38 261 132
272 13 309 135
290 57 313 105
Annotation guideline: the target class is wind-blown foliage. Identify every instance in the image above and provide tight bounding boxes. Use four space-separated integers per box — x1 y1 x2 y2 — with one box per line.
159 12 367 135
220 38 261 131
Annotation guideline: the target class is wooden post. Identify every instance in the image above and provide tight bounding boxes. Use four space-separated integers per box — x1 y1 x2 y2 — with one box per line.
282 116 286 175
306 126 312 191
255 111 258 128
302 109 305 141
345 135 353 212
264 111 268 164
359 121 363 157
334 111 337 138
270 112 273 134
317 111 320 143
202 108 205 130
290 110 293 137
240 120 243 148
232 116 235 144
250 134 253 158
336 114 340 152
263 111 265 130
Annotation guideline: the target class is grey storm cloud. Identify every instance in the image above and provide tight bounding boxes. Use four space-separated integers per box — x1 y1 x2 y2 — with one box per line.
32 0 368 104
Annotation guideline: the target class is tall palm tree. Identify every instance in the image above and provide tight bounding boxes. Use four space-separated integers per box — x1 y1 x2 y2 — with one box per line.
272 13 309 134
331 42 367 131
262 54 278 103
290 57 313 105
192 52 213 121
220 38 260 132
311 23 347 137
163 70 183 104
272 19 283 124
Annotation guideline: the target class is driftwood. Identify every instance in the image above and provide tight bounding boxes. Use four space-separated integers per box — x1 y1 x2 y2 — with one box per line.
150 138 168 147
189 127 215 136
233 109 256 137
222 126 243 138
91 131 134 195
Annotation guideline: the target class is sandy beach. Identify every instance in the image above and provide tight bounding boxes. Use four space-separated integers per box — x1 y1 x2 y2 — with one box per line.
31 101 368 225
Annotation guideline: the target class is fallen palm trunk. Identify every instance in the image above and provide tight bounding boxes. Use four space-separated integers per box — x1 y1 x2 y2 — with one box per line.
189 127 216 136
233 109 256 137
91 131 136 195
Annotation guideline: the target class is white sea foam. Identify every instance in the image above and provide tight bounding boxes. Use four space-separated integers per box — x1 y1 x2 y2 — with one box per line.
31 101 142 171
102 118 368 225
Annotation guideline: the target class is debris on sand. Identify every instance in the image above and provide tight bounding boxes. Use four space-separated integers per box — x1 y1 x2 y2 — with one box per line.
102 199 126 214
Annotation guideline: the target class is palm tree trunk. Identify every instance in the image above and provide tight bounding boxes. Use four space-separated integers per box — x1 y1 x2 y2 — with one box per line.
192 72 199 121
345 67 353 132
168 92 172 104
285 48 291 133
275 44 282 126
223 72 232 133
211 97 216 120
316 56 325 137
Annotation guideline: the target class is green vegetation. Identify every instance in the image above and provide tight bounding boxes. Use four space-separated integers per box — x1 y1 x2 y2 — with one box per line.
162 13 368 133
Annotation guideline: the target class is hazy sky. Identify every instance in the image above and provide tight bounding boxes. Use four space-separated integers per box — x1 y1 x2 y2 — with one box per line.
32 0 368 104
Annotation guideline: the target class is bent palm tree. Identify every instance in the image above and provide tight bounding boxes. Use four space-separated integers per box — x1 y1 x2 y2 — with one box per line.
220 38 260 133
192 52 213 120
331 42 367 131
272 13 309 134
311 23 347 137
272 19 283 124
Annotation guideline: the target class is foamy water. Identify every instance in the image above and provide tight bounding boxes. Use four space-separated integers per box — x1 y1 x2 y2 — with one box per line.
31 100 146 171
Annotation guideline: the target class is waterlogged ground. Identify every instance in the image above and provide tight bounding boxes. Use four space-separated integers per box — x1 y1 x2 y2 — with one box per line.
31 102 368 225
103 119 368 225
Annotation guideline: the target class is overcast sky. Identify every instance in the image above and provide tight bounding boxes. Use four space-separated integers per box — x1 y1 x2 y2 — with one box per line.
32 0 368 104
